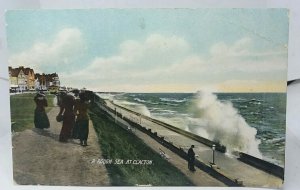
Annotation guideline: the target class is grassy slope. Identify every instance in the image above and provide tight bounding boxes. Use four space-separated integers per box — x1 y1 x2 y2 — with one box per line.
89 104 194 186
10 93 55 132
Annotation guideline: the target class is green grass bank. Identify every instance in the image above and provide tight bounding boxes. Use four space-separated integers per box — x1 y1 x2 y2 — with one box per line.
89 103 194 186
10 93 55 132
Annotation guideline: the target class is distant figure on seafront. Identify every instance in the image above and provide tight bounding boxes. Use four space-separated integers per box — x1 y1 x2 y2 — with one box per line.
74 91 90 146
188 145 196 171
57 92 75 142
34 91 50 129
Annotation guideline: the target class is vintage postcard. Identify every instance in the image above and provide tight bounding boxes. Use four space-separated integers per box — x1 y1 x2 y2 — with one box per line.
7 9 288 188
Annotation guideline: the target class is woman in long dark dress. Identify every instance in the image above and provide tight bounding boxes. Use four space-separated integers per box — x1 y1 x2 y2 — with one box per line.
72 91 80 139
34 92 50 129
57 92 75 142
74 92 89 146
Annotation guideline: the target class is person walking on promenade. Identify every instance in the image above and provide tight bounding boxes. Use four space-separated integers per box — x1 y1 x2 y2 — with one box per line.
74 91 90 146
188 145 196 172
72 90 80 139
34 91 50 129
57 92 75 142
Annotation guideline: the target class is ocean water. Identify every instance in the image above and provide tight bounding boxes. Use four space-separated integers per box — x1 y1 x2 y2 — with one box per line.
97 91 286 166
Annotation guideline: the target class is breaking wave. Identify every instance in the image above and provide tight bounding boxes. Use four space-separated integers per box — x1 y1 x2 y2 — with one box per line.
134 98 146 103
190 91 262 157
160 97 187 103
114 100 151 117
96 93 116 100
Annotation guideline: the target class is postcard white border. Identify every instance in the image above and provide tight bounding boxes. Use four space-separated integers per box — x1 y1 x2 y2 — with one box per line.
1 1 300 190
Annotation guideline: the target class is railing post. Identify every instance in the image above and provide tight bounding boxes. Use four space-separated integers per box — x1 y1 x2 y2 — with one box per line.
212 144 216 165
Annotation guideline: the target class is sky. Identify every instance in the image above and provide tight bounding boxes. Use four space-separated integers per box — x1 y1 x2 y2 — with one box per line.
6 9 289 93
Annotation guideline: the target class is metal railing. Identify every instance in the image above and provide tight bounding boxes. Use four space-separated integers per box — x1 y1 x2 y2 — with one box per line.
102 98 226 153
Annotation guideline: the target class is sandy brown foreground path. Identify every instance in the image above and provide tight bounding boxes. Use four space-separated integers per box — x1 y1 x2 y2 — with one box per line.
12 107 110 186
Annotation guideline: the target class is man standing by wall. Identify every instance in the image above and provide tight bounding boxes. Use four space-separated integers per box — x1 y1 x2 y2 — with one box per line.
188 145 196 172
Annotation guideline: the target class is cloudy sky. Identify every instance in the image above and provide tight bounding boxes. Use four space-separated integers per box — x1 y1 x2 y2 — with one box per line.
6 9 288 92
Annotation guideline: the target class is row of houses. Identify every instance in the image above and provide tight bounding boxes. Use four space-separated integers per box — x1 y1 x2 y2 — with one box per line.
9 66 60 91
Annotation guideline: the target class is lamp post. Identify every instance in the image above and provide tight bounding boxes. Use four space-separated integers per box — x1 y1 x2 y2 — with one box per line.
212 144 216 165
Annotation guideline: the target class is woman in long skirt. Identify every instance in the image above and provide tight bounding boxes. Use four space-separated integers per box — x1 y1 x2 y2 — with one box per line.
57 92 75 142
74 91 89 146
34 92 50 129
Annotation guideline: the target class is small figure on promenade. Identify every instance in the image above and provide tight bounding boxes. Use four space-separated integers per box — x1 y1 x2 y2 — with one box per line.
57 92 75 142
187 145 196 172
34 91 50 129
74 91 90 146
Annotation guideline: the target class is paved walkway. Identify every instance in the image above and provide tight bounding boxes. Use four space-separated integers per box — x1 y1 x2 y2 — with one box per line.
98 102 225 186
12 107 110 186
104 100 283 188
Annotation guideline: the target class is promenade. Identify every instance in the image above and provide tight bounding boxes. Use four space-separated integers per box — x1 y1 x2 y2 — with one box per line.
102 99 283 188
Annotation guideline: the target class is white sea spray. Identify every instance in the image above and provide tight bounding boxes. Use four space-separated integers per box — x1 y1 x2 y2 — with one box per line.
114 100 151 117
190 90 262 158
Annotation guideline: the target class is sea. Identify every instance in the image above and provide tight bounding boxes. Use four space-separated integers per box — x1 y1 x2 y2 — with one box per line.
97 91 286 167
